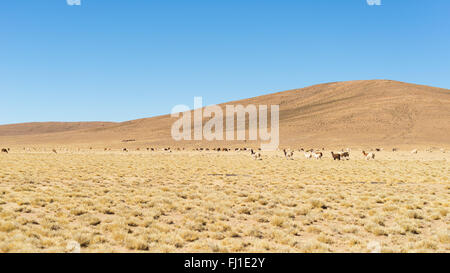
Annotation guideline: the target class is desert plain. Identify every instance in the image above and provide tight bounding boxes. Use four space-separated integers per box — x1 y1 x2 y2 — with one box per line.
0 148 448 253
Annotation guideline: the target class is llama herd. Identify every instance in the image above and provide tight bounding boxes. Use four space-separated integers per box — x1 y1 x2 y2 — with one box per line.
1 146 447 162
248 148 436 161
280 148 354 161
279 149 350 161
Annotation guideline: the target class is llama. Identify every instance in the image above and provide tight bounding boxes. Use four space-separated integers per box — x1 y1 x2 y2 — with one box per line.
283 149 294 160
362 151 375 160
1 148 8 154
304 152 312 159
123 148 128 152
250 149 262 160
52 149 57 154
411 149 418 154
340 151 350 160
331 152 341 161
313 151 323 159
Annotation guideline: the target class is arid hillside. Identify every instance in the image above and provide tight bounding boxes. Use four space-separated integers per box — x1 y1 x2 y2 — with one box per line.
1 80 449 148
0 122 116 137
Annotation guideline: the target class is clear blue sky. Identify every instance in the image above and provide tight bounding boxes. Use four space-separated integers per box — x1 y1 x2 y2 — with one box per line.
1 0 449 124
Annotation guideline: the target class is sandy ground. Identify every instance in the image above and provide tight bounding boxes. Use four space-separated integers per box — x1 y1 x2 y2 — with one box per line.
0 149 448 253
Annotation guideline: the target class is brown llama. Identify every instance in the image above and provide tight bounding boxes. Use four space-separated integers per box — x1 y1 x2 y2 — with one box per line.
331 152 341 161
340 151 350 159
1 148 8 153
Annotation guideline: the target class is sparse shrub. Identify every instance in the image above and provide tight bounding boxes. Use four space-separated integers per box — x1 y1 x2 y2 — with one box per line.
180 230 199 242
271 216 284 227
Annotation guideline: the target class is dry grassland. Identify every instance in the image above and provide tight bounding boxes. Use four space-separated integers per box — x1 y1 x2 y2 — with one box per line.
0 150 448 253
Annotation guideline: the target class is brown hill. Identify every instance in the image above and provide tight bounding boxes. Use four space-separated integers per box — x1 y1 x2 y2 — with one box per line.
0 122 116 137
1 80 449 149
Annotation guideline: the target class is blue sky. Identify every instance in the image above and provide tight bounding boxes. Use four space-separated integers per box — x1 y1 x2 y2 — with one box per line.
0 0 449 124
